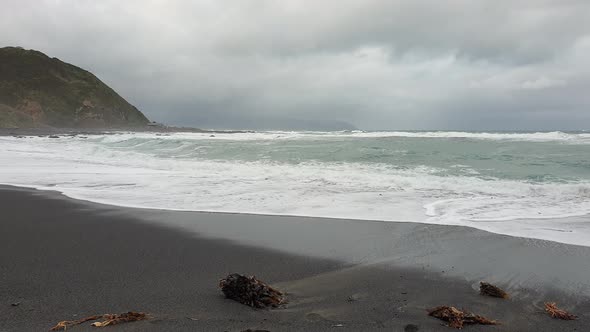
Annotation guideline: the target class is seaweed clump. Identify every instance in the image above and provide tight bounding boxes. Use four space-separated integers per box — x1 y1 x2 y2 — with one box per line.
219 273 286 309
428 306 499 329
50 312 147 330
544 302 577 320
479 282 509 299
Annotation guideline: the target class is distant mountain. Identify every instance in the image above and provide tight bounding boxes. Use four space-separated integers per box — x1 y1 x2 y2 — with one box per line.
243 117 358 131
0 47 149 128
181 113 358 131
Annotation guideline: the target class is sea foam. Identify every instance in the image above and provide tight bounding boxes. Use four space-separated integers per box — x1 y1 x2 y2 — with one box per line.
1 131 589 246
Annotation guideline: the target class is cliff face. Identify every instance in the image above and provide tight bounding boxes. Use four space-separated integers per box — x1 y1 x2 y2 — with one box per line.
0 47 149 128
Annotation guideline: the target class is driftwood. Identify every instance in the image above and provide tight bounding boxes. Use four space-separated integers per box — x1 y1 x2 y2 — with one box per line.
479 282 509 299
219 273 286 308
544 302 577 320
50 312 147 330
428 306 498 329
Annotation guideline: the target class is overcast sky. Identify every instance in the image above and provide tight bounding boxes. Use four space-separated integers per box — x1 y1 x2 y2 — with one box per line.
2 0 590 130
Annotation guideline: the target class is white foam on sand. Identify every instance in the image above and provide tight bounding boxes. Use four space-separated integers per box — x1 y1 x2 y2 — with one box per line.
1 133 590 246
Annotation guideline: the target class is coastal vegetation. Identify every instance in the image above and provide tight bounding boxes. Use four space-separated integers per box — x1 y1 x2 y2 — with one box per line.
0 46 149 128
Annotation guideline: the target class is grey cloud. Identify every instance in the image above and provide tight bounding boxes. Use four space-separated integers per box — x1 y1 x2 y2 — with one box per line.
1 0 589 130
202 1 590 63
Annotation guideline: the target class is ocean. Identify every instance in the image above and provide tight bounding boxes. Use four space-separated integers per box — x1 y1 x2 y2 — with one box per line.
1 130 589 246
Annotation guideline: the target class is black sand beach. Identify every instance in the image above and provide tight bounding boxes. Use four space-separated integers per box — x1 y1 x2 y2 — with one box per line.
1 186 589 331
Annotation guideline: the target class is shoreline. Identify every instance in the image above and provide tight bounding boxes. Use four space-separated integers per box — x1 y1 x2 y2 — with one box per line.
4 184 590 294
2 129 590 249
0 126 256 137
3 182 590 249
1 185 589 331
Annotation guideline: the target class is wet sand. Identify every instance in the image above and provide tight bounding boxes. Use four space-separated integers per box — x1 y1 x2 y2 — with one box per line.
1 186 588 331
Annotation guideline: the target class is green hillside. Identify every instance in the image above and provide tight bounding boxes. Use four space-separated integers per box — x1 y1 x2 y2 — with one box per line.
0 47 149 128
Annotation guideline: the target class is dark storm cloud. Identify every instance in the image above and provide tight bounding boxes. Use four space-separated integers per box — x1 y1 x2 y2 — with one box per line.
1 0 589 130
